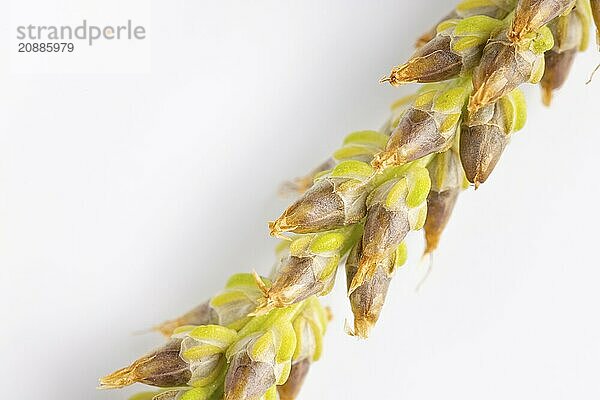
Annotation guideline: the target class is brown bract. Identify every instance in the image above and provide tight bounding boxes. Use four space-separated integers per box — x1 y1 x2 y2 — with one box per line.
508 0 575 42
541 49 576 105
469 30 537 111
269 179 346 236
225 351 276 400
345 241 394 338
277 358 311 400
361 204 410 263
99 339 191 389
540 7 586 105
424 189 460 253
269 177 367 237
254 248 340 316
259 255 325 311
424 151 463 254
460 101 510 187
384 35 463 85
373 109 451 170
348 202 409 293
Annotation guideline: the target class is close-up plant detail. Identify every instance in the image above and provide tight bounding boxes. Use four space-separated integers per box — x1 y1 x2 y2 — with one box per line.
100 1 599 399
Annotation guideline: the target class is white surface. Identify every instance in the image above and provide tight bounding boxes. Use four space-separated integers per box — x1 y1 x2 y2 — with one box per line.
2 1 600 399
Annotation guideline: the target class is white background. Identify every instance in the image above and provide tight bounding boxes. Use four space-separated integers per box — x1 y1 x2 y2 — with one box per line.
2 1 600 399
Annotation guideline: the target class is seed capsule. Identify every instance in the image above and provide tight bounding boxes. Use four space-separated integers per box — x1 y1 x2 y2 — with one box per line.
269 160 374 236
349 167 430 292
99 339 192 389
461 89 527 187
540 5 589 105
345 241 407 338
373 78 471 169
257 226 360 312
424 151 464 254
509 0 576 42
385 16 504 85
469 26 553 111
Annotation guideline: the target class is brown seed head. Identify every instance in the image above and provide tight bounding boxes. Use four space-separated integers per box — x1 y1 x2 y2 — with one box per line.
277 358 311 400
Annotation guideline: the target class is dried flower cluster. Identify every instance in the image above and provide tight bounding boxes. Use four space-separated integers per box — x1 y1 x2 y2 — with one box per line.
102 1 598 399
101 274 328 400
